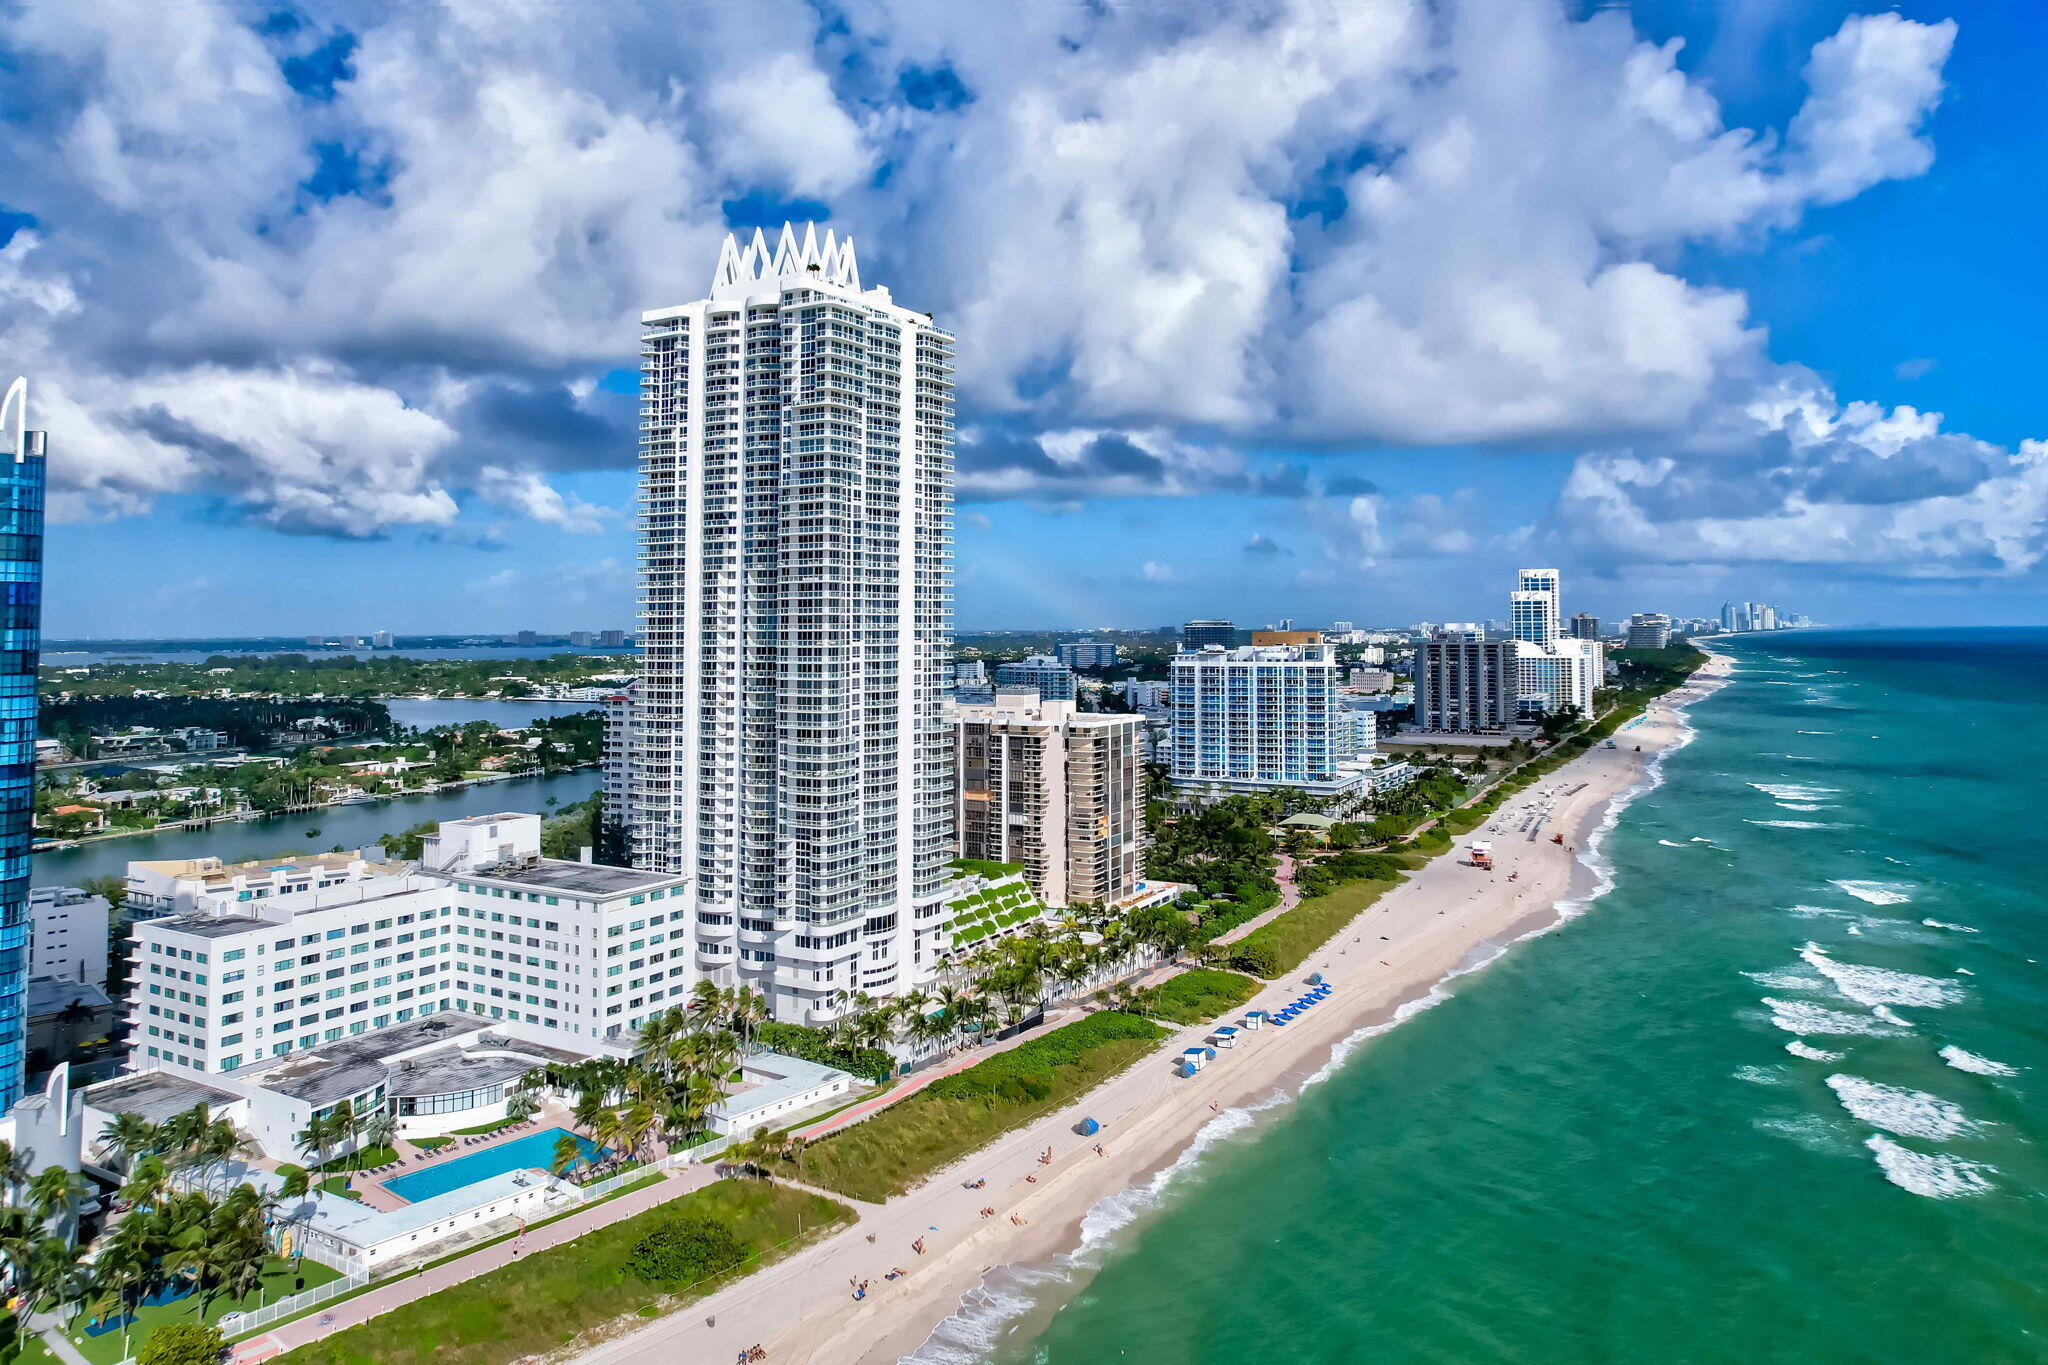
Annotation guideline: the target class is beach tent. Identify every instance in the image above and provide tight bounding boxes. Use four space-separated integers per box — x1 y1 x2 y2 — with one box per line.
1076 1117 1102 1136
1179 1058 1202 1077
1308 972 1326 985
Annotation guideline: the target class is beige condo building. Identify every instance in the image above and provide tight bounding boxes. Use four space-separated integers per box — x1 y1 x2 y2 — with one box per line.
955 690 1143 910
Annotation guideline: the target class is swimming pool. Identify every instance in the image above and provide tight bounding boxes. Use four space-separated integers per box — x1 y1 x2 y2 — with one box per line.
382 1127 608 1204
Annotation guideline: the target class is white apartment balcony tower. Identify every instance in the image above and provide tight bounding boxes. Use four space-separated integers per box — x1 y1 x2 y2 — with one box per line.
621 224 955 1025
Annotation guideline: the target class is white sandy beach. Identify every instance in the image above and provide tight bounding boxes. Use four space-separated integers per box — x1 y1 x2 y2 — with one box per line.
570 655 1734 1365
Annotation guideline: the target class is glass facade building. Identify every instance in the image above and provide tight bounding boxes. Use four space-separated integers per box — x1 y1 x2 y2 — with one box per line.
0 416 44 1111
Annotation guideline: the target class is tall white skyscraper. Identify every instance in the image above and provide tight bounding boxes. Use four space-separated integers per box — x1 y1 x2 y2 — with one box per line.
622 224 956 1024
1510 567 1601 716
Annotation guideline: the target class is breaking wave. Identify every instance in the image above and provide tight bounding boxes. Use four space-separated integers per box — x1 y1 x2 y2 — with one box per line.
1826 1075 1976 1140
1748 782 1839 802
1864 1135 1994 1198
1799 944 1961 1009
1831 880 1913 906
1760 997 1902 1037
1784 1040 1842 1062
1939 1045 2018 1077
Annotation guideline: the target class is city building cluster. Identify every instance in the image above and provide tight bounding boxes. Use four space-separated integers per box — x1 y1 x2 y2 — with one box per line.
0 233 1789 1285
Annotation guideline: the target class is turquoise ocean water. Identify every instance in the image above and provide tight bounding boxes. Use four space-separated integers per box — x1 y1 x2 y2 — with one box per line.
913 629 2048 1364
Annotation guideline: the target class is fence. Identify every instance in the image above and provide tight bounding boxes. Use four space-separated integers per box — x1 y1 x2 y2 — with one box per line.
215 1268 373 1339
556 1131 731 1205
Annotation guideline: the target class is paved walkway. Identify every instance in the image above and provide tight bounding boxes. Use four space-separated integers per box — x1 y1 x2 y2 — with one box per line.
32 1312 92 1365
233 1164 716 1362
792 1017 1077 1144
1211 852 1301 947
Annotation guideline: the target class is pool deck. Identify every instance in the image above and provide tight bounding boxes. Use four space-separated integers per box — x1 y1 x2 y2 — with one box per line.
334 1104 589 1213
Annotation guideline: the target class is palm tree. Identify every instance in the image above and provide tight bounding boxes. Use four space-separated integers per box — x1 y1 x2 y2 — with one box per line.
329 1100 361 1168
506 1091 540 1125
24 1234 89 1320
294 1114 333 1173
275 1166 313 1268
120 1153 169 1212
687 979 726 1026
196 1118 252 1195
548 1132 583 1178
730 987 767 1055
26 1167 88 1228
361 1107 397 1155
0 1141 31 1204
0 1204 37 1292
98 1113 159 1174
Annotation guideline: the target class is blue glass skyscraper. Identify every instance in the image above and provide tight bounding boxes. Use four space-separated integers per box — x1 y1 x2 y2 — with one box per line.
0 382 45 1111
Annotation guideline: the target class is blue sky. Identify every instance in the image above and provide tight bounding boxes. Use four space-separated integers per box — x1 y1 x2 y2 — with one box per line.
10 1 2047 637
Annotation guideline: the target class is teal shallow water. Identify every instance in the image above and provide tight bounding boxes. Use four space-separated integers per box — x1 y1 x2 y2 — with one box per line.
918 629 2048 1364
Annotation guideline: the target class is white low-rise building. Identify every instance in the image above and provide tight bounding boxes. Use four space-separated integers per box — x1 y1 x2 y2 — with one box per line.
124 814 695 1093
706 1052 855 1136
125 849 405 919
29 886 111 988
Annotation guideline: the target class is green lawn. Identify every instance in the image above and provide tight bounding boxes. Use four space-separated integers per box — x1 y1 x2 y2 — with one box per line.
275 1181 852 1365
412 1136 453 1151
1136 968 1259 1024
61 1257 342 1365
796 1012 1167 1202
0 1317 59 1365
1226 877 1406 978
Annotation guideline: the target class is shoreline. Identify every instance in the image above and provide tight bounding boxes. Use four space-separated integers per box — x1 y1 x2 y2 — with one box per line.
569 654 1734 1365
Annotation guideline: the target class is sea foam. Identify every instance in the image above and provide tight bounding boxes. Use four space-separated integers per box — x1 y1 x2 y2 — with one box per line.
1784 1040 1842 1062
1747 819 1837 830
1864 1135 1994 1198
1940 1045 2018 1077
1749 782 1839 802
1826 1075 1976 1140
1799 945 1960 1009
1922 918 1979 934
1831 879 1913 906
1744 968 1825 990
1760 997 1900 1037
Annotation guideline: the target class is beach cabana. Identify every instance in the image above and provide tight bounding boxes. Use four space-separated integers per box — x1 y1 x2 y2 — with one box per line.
1208 1027 1239 1049
1180 1047 1214 1071
1242 1011 1267 1030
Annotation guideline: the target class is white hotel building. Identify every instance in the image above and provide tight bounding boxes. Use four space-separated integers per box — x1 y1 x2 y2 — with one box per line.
616 224 956 1024
1511 568 1602 717
1168 640 1377 803
123 814 686 1089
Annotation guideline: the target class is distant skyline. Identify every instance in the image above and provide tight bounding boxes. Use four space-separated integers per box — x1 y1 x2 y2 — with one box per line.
12 2 2048 636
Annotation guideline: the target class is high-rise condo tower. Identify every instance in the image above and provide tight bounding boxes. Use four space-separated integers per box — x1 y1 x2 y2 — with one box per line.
619 226 955 1024
0 380 45 1111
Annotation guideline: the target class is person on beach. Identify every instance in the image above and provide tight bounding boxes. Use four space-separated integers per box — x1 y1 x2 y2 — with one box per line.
914 1237 926 1254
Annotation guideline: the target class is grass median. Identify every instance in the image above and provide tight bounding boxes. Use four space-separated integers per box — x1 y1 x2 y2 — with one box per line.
1135 968 1260 1024
795 1011 1167 1203
275 1180 850 1365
